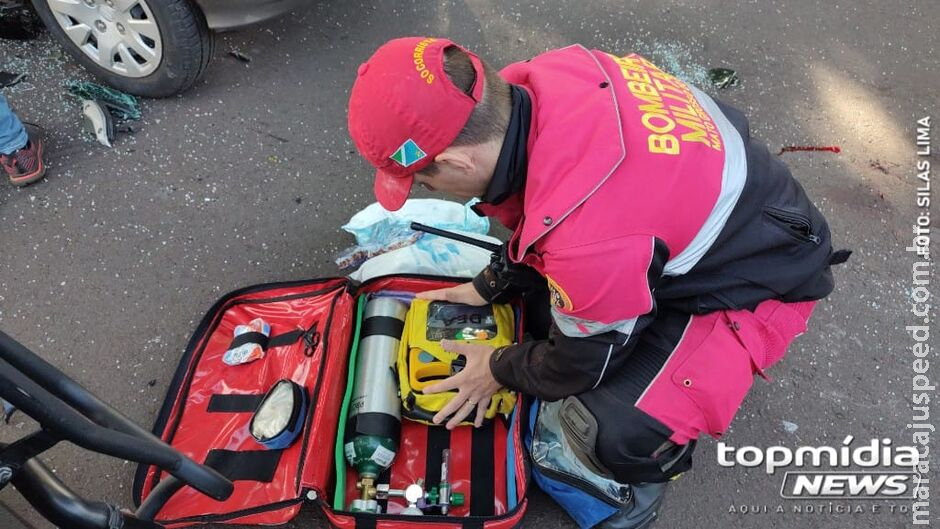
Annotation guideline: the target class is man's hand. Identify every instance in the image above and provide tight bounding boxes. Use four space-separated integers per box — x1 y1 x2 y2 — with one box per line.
416 282 487 306
422 340 503 429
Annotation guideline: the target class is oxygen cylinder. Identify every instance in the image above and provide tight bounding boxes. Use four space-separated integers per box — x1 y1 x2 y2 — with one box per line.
345 297 409 512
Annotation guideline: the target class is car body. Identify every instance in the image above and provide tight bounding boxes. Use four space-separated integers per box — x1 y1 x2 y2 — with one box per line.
32 0 308 97
195 0 306 31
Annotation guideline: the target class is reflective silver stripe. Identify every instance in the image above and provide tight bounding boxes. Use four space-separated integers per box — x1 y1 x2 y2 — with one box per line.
592 344 614 389
550 236 653 339
634 316 694 407
551 308 638 338
663 86 748 276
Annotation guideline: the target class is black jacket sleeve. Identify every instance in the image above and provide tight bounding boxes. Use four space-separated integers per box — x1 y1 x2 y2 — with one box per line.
488 315 656 401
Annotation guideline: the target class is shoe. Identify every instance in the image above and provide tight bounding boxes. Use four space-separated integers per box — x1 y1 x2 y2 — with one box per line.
1 123 45 186
598 481 669 529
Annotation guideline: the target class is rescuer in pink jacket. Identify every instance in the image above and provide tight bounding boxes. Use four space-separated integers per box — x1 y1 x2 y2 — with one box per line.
348 37 846 529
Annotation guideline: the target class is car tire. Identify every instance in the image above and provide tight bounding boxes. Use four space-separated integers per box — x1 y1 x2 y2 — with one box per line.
31 0 213 98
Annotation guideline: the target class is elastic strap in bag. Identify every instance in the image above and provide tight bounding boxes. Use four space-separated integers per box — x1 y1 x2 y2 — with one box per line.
206 393 265 413
470 421 495 516
353 516 376 529
376 466 392 514
226 329 306 352
361 316 406 339
425 426 451 493
204 449 283 482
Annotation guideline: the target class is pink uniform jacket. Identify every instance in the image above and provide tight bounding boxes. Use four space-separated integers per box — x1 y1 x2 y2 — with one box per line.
479 45 838 442
480 45 757 336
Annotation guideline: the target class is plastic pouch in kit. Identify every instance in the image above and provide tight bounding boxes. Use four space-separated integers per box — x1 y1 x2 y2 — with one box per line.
531 400 632 507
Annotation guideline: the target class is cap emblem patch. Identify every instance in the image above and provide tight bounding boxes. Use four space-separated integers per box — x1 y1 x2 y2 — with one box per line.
390 138 427 168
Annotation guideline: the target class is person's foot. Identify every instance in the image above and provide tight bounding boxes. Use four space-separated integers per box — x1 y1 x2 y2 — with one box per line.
1 123 45 186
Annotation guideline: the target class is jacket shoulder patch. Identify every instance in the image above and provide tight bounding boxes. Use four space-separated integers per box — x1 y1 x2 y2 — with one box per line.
546 275 574 312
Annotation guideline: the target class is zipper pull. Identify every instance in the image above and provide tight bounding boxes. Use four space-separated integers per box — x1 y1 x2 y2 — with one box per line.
303 322 320 357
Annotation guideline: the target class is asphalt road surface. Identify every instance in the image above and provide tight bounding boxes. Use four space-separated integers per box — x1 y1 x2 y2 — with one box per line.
1 1 937 528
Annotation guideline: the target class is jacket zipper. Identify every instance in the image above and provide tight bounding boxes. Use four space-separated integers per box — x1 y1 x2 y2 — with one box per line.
531 458 630 507
764 206 820 244
318 495 529 524
156 498 304 525
295 287 346 490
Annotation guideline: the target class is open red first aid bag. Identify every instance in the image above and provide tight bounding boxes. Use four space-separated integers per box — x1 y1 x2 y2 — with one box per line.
133 275 530 528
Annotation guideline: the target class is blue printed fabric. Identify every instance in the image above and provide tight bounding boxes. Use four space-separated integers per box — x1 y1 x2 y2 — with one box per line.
0 94 27 155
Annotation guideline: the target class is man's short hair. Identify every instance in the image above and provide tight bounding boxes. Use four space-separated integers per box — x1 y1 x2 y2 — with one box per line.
421 46 511 175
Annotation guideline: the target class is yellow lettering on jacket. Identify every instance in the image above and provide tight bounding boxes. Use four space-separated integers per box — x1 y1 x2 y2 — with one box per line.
608 53 723 155
649 134 679 154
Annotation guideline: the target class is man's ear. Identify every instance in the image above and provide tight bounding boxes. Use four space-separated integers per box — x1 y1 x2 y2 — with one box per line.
433 146 475 172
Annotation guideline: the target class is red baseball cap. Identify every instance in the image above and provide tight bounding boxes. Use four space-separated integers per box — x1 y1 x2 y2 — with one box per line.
348 37 485 211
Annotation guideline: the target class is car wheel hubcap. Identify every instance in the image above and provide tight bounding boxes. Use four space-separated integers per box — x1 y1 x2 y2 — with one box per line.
46 0 163 78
